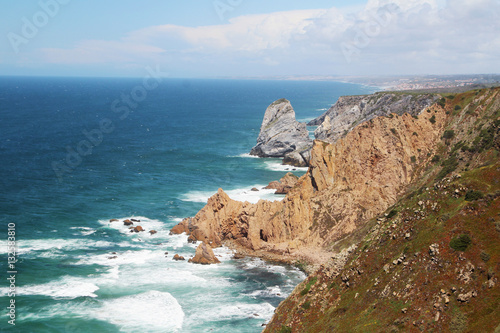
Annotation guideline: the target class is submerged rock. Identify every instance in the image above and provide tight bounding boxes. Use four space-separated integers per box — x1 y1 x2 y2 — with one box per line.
250 99 312 162
188 242 221 265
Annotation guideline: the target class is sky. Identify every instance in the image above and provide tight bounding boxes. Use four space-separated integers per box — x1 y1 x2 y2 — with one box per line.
0 0 498 78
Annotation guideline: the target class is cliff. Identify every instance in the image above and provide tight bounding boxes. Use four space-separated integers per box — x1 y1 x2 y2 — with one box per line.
264 87 500 332
172 87 500 332
250 98 313 166
309 93 439 143
173 95 447 265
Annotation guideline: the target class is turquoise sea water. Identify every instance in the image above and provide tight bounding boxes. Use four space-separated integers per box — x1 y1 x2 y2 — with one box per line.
0 77 375 332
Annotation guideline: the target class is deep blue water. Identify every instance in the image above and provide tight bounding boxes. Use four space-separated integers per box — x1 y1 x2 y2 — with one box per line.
0 77 374 332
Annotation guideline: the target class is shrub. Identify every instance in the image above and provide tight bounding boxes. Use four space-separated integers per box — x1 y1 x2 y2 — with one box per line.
279 326 292 333
429 115 436 124
465 190 484 201
454 105 461 110
437 98 446 108
443 130 455 140
387 209 398 219
436 155 458 180
390 128 397 135
410 156 417 163
450 234 472 251
301 277 318 296
431 155 441 163
302 301 311 310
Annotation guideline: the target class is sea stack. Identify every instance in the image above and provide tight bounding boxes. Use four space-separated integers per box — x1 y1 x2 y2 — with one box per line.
250 98 313 166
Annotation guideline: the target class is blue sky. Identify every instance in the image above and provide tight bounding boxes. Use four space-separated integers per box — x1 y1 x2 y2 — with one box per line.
0 0 498 78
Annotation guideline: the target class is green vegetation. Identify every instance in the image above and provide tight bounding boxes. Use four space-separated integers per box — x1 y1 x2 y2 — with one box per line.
302 301 311 309
436 154 458 180
410 156 417 163
387 209 398 219
278 325 292 333
301 277 318 296
455 105 462 110
429 115 436 124
431 155 441 163
443 130 455 140
449 234 472 251
437 97 446 108
390 128 397 135
465 190 484 201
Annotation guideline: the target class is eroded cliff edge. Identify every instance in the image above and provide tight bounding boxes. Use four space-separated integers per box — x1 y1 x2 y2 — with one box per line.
309 92 439 143
171 94 447 266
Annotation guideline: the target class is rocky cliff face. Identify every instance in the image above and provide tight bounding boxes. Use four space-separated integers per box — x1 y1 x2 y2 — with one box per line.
175 99 447 265
250 98 313 166
309 93 439 143
263 87 500 332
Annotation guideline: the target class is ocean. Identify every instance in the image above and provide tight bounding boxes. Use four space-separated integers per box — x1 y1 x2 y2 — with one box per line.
0 76 375 332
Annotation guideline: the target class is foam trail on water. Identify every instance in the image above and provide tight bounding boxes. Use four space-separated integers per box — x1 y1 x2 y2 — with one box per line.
94 291 184 332
182 185 283 204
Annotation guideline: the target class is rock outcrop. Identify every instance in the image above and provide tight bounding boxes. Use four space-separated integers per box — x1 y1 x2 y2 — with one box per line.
174 102 447 263
265 172 299 194
309 93 439 143
188 242 220 265
250 98 313 166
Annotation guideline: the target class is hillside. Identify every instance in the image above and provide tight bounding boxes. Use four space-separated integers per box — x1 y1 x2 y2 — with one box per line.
264 88 500 332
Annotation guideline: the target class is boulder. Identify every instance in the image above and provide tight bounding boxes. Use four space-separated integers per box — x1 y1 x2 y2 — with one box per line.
133 226 144 233
109 219 119 222
264 172 299 195
170 220 189 235
251 187 259 192
188 242 221 265
250 99 312 161
173 254 185 261
149 230 157 235
123 219 133 226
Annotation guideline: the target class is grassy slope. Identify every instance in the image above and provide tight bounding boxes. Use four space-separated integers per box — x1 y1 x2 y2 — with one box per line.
265 87 500 333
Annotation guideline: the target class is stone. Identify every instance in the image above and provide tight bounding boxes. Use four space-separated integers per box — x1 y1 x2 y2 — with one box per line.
188 242 221 265
109 219 119 222
123 219 133 226
251 187 259 192
149 230 157 235
170 219 189 235
457 291 474 303
250 99 313 162
131 218 140 222
173 254 185 261
133 226 144 232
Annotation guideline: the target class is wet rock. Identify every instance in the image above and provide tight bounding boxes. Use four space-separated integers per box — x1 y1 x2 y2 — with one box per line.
133 226 144 233
149 230 157 235
123 219 133 226
173 254 185 261
188 242 221 265
251 187 259 192
109 219 119 222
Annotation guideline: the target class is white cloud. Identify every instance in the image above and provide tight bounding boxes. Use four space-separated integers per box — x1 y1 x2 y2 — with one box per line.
35 1 500 76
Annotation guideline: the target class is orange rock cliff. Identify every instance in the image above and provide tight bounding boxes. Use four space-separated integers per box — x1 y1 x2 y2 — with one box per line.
171 96 448 267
